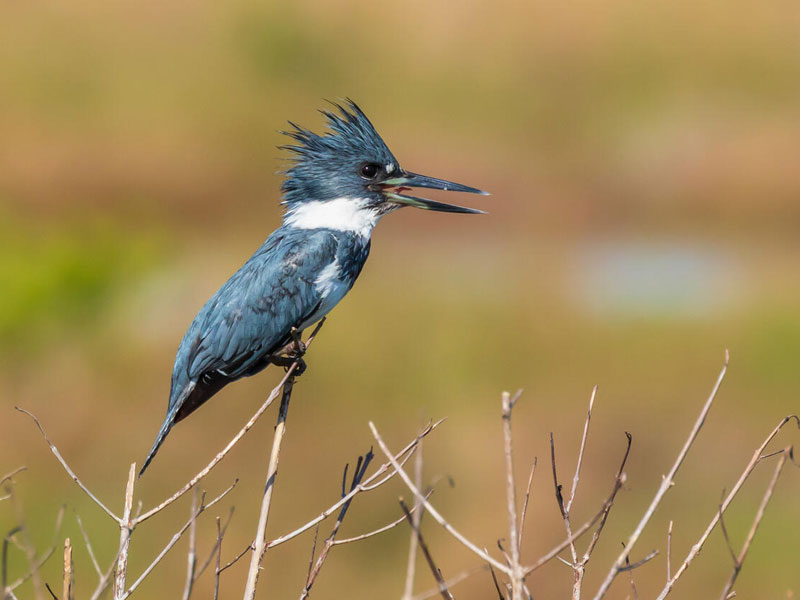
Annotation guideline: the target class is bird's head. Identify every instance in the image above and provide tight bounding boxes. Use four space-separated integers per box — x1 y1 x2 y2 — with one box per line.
279 100 487 231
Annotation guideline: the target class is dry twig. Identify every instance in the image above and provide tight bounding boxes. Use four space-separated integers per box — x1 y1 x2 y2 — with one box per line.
402 440 425 600
370 421 512 575
15 408 120 524
719 447 790 599
400 499 453 600
243 376 296 599
655 416 799 600
298 452 374 599
502 390 525 598
119 481 236 599
592 351 729 600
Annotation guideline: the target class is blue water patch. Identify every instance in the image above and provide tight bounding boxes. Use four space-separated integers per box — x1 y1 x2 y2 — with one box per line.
572 239 742 318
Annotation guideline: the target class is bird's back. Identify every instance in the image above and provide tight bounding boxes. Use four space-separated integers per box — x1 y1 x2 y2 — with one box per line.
140 227 369 475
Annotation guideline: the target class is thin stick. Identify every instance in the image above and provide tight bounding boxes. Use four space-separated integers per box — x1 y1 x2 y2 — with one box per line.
402 439 425 600
656 416 798 600
619 549 658 572
182 489 199 600
113 463 136 600
411 565 490 600
266 421 440 549
488 563 505 600
15 408 121 524
75 512 103 579
213 517 222 600
719 448 789 599
400 499 454 600
121 482 236 599
369 421 512 575
194 508 234 582
585 433 632 561
568 386 596 514
332 496 428 545
0 468 26 488
501 391 524 599
63 538 73 600
243 376 295 599
666 521 673 581
89 546 126 600
525 432 631 576
6 502 65 596
298 452 374 599
217 543 251 575
592 351 729 600
518 458 537 547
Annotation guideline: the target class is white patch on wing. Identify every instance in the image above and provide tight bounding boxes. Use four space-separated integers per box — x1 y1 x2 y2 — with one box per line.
386 163 395 173
300 258 351 330
314 259 340 299
284 197 380 238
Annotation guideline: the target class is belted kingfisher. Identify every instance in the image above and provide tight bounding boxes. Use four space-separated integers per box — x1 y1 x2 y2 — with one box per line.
140 100 487 476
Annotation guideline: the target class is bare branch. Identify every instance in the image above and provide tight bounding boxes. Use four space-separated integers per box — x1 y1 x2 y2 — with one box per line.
0 468 27 488
666 520 673 582
402 439 425 600
400 499 453 600
488 563 505 600
518 458 537 547
549 433 566 520
567 386 596 514
194 507 234 582
656 416 799 600
244 376 296 599
121 481 237 599
3 526 23 595
298 451 374 599
525 431 631 576
63 538 73 600
75 512 102 580
15 408 121 524
266 421 441 550
719 447 790 599
411 565 490 600
333 493 429 545
502 390 525 599
113 463 137 600
182 489 199 600
6 503 65 597
582 432 633 560
619 549 658 572
217 543 251 576
369 421 512 575
592 351 729 600
213 517 222 600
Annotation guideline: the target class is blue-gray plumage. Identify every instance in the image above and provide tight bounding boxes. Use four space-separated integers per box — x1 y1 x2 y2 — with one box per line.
140 100 487 476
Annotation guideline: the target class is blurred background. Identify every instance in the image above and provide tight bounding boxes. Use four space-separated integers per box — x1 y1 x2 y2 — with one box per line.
2 0 799 598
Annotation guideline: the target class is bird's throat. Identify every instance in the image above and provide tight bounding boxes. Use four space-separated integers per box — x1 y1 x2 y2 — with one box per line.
283 197 382 237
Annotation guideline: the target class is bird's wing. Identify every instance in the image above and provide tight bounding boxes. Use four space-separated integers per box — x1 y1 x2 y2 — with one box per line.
139 229 339 478
182 228 338 385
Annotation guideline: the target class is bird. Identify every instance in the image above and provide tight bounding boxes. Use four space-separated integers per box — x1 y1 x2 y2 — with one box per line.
139 99 487 476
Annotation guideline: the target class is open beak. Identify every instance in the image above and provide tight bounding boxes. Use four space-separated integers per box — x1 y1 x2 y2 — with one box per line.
380 171 489 214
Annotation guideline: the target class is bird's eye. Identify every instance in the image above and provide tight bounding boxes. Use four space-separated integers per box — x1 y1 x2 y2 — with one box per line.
359 163 380 179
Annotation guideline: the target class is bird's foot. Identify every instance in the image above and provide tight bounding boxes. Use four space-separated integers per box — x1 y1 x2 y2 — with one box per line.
289 326 307 357
269 353 307 376
270 328 308 375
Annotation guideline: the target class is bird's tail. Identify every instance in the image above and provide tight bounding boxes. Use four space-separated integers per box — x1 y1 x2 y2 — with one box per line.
138 381 195 478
